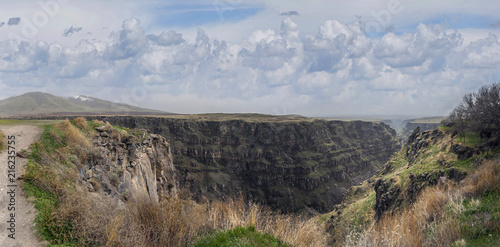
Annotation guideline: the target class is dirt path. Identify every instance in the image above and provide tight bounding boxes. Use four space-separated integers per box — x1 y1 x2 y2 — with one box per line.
0 125 43 247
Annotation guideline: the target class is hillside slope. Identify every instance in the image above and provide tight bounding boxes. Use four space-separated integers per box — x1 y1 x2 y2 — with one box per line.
0 92 166 116
326 125 500 246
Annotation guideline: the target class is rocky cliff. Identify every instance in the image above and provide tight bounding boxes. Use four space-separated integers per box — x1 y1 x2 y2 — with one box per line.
90 116 400 213
79 123 177 203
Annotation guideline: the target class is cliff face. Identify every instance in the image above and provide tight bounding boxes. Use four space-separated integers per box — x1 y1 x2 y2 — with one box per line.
92 116 400 213
80 125 177 203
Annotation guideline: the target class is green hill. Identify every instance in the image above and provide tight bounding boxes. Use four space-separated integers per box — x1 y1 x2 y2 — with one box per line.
0 92 168 116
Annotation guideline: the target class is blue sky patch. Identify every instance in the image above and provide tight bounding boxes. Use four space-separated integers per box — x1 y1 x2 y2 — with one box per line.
155 4 262 27
399 13 499 32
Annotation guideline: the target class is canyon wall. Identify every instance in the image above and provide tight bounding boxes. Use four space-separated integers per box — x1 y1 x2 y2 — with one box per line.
90 116 400 213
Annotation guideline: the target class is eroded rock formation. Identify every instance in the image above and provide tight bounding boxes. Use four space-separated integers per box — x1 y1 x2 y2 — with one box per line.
79 126 177 203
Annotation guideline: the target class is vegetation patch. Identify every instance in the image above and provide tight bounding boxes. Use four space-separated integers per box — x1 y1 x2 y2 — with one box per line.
191 226 290 247
0 130 5 151
23 181 78 245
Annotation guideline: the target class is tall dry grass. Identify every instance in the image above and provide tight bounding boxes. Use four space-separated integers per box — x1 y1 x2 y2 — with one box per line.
99 195 328 247
56 120 90 148
345 159 499 247
73 117 89 131
58 193 328 247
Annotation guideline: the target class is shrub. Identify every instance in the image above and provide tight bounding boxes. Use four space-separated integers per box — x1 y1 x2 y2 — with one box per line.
444 82 500 141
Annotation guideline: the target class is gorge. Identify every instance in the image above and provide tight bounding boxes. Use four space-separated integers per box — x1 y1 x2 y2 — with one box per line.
91 115 401 213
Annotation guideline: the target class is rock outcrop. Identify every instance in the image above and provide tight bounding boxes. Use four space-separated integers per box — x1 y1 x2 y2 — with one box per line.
92 116 400 213
79 126 177 203
374 178 401 220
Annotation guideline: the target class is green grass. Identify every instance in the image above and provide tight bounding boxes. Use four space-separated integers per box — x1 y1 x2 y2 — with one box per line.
457 190 500 246
0 130 5 152
191 226 290 247
0 119 61 126
30 125 66 162
23 181 77 246
458 132 484 147
21 123 80 246
439 125 452 131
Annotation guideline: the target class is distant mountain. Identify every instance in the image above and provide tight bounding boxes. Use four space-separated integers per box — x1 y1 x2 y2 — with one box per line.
0 92 168 116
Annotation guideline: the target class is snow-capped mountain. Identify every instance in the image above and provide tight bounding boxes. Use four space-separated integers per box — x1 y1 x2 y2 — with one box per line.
0 92 168 116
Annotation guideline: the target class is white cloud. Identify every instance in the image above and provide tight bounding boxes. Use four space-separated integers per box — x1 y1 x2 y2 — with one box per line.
461 33 500 68
0 16 499 117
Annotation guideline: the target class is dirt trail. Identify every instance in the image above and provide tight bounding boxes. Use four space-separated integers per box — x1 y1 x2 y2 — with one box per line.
0 125 43 247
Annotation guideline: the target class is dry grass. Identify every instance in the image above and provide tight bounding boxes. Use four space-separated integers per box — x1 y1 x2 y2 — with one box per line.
58 193 328 247
99 195 328 247
345 159 500 247
54 119 103 166
92 119 105 125
73 117 89 130
56 119 90 148
460 159 500 196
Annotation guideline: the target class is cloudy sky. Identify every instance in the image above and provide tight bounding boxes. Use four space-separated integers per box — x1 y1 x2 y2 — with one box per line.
0 0 499 117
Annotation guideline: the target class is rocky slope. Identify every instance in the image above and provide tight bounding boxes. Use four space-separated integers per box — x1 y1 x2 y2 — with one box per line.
91 116 400 213
326 125 500 246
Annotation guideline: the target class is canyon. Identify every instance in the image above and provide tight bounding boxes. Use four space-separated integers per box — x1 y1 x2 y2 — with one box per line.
91 115 401 213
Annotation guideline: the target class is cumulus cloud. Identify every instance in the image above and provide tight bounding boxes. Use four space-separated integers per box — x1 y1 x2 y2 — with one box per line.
105 18 147 60
0 17 498 116
148 30 185 46
63 26 83 37
460 33 500 68
7 17 20 26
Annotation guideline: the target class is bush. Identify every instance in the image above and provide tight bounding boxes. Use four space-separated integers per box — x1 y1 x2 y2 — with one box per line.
444 83 500 141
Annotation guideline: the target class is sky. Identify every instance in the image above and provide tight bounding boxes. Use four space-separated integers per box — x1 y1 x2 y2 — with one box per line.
0 0 499 117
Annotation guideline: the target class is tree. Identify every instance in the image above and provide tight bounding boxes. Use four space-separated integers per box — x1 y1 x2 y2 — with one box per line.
443 82 500 140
